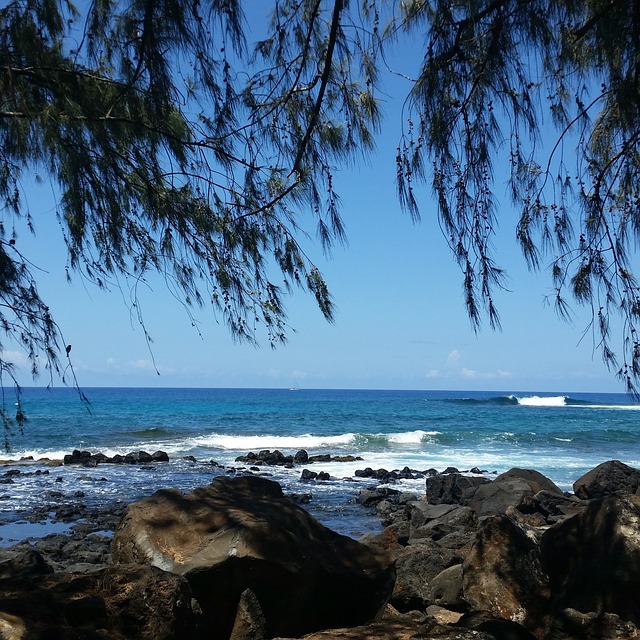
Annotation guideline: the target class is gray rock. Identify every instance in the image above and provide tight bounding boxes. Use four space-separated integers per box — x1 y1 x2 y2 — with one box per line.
410 505 477 543
468 468 562 517
429 563 465 611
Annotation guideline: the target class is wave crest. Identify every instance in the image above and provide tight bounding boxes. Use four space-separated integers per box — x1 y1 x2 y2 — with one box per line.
516 395 568 407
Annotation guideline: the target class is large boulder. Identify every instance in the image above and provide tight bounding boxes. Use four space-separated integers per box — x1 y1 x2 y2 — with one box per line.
111 475 395 640
0 563 198 639
467 468 562 517
425 473 490 505
573 460 640 499
408 503 477 550
462 514 550 638
428 564 465 611
271 618 497 640
390 545 459 612
540 495 640 626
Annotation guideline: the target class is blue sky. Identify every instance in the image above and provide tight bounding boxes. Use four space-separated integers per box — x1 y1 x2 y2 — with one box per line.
9 139 621 393
4 6 626 393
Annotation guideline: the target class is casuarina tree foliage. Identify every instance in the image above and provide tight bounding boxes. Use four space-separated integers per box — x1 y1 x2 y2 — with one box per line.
1 0 640 427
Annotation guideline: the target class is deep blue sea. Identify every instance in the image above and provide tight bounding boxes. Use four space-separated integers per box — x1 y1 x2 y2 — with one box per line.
1 387 639 544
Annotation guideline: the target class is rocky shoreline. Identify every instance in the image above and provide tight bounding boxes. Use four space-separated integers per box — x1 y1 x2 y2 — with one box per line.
1 454 640 639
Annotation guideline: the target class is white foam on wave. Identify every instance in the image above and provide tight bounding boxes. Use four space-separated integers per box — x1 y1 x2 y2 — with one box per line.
387 430 440 444
188 432 356 451
5 448 70 461
517 395 567 407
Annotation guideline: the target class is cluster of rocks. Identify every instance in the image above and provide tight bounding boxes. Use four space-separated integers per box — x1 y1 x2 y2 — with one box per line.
352 459 640 639
234 449 363 468
2 459 640 640
357 466 434 482
63 449 170 467
0 475 394 640
1 467 52 486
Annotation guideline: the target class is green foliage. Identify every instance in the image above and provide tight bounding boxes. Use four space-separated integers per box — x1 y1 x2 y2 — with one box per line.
392 0 640 394
0 1 378 368
0 0 382 441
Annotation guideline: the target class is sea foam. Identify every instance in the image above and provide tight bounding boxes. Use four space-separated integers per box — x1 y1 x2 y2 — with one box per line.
516 395 568 407
187 432 355 451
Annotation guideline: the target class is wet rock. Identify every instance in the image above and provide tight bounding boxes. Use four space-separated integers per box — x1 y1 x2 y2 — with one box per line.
355 467 424 483
300 469 330 481
63 449 94 465
235 450 361 467
63 449 169 466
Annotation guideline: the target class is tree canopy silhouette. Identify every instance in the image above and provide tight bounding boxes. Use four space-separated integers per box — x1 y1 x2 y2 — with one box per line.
2 0 640 418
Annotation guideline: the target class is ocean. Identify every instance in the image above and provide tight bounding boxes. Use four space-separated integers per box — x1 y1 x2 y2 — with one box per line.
1 387 639 544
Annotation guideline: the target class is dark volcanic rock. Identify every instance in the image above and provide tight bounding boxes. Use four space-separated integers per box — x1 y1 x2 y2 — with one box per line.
467 468 563 517
462 514 551 637
425 473 490 505
546 608 640 640
271 618 496 640
63 449 170 466
573 459 640 499
541 494 640 627
235 449 362 467
457 610 538 639
0 546 54 579
390 545 460 612
0 563 198 639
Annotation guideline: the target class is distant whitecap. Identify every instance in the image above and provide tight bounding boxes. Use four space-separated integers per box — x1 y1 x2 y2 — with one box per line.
517 395 568 407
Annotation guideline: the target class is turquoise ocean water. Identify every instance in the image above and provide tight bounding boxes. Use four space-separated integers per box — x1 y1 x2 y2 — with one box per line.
1 387 639 541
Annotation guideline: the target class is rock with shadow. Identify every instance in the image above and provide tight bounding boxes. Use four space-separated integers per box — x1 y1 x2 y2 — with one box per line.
111 475 395 640
540 494 640 627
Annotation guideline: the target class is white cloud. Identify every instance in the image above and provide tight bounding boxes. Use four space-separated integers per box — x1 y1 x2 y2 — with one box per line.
0 350 29 368
447 350 460 365
130 359 156 370
461 367 512 380
425 369 442 378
